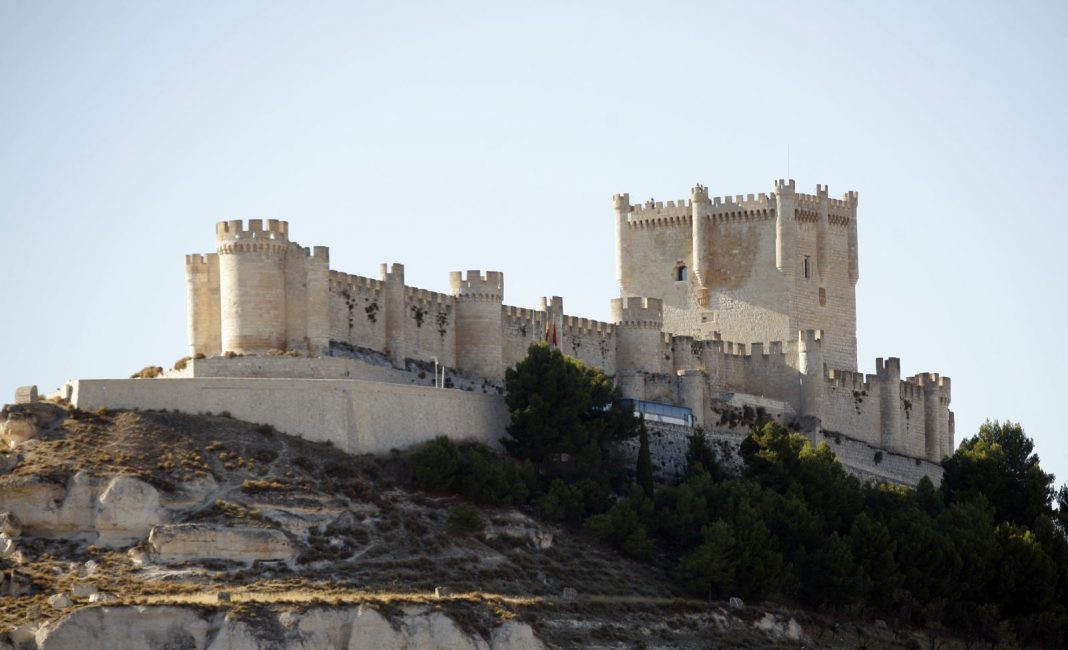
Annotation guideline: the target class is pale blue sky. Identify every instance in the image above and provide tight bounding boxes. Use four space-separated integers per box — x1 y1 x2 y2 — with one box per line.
2 1 1066 485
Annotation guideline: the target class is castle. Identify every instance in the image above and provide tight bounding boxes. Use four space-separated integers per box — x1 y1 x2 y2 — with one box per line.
55 179 952 486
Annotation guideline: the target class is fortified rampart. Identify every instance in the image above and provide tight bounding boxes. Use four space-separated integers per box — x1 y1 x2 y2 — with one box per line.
173 179 958 484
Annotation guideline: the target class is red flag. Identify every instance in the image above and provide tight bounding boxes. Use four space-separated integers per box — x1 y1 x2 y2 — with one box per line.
551 323 558 347
544 318 550 342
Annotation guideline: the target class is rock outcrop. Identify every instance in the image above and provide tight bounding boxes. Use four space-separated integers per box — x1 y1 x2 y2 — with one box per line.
0 472 165 544
147 523 296 564
35 605 544 650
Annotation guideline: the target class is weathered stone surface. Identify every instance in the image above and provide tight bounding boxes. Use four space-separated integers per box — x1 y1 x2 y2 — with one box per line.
159 474 218 510
0 418 37 449
14 386 37 405
0 477 66 534
34 605 539 650
47 592 72 609
490 621 544 650
403 611 488 650
348 606 404 650
148 523 295 564
70 582 98 598
37 606 214 650
96 475 165 543
87 592 118 604
0 472 165 544
0 534 15 557
0 511 22 537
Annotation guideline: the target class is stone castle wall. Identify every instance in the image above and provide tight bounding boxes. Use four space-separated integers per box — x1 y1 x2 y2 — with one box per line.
180 178 954 485
613 181 859 371
70 378 507 456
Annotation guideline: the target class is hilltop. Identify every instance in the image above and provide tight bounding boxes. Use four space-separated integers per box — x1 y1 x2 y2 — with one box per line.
0 402 952 649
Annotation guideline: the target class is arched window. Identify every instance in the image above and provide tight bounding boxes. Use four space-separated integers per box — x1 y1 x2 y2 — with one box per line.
675 265 689 281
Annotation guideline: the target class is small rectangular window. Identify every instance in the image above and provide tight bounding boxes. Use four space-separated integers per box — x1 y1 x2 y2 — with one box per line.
802 257 810 279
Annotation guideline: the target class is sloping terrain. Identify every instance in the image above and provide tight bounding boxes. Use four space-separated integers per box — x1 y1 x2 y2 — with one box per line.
0 403 957 648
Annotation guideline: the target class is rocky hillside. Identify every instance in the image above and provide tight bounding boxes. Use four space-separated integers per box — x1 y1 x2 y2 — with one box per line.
0 402 955 649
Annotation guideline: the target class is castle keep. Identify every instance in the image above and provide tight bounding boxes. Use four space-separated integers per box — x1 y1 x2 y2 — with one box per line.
177 180 953 482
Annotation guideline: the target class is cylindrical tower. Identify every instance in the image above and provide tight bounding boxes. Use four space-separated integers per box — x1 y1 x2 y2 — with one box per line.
612 193 631 292
216 219 289 354
690 185 710 286
798 329 825 417
184 253 221 356
846 190 860 283
773 179 797 274
450 270 504 381
677 369 707 427
381 263 407 368
876 357 903 453
815 184 829 282
611 296 664 379
305 246 331 356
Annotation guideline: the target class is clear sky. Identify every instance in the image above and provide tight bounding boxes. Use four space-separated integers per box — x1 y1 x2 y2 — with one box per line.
2 2 1065 486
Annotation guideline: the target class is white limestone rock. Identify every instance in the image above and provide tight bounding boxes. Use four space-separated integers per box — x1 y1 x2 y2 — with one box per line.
0 534 15 557
159 473 218 510
148 523 295 564
96 475 165 544
0 477 66 534
47 592 73 609
205 618 261 650
87 591 118 604
36 606 214 650
70 582 98 598
0 418 38 449
403 611 488 650
0 511 22 537
490 621 544 650
348 606 404 650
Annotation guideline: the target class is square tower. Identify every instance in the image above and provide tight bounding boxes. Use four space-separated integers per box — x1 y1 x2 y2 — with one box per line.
613 180 859 371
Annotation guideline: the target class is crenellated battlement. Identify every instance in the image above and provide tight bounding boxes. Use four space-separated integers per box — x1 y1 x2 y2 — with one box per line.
774 178 796 194
405 286 453 307
611 297 664 329
184 253 219 270
329 271 383 295
908 372 952 402
875 357 901 378
618 189 777 229
562 315 614 335
379 263 405 285
625 199 692 227
450 270 504 301
828 367 871 392
215 219 289 242
216 219 290 255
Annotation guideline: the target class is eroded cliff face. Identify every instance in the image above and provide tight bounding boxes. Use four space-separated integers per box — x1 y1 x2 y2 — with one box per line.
33 605 544 650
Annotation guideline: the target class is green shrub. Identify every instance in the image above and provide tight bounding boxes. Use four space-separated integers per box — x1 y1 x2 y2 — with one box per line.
447 503 485 534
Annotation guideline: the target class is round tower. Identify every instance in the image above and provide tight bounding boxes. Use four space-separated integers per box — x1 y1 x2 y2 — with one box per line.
773 178 797 274
690 184 711 286
798 329 825 417
612 193 630 292
611 297 664 400
381 263 407 368
216 219 289 354
449 270 504 381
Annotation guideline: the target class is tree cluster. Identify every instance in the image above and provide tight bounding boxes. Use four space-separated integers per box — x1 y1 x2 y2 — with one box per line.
404 345 1068 645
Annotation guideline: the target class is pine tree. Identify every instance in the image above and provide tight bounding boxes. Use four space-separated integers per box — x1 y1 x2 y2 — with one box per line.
637 418 654 498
